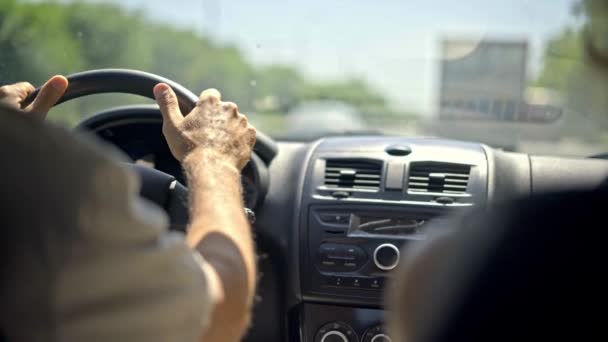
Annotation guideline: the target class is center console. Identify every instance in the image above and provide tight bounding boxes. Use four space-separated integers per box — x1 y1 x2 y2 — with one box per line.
296 137 488 341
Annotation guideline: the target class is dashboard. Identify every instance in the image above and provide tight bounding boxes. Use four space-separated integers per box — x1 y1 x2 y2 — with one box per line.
84 112 608 342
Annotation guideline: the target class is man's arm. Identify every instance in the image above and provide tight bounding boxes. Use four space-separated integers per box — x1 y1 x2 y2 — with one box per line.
0 76 257 341
153 84 257 342
183 152 256 341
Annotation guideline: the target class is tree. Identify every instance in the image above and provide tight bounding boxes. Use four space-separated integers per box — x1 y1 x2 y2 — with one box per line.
0 0 390 127
536 0 608 137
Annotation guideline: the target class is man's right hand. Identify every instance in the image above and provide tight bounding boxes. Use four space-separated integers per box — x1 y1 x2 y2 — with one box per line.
152 83 256 170
153 83 258 342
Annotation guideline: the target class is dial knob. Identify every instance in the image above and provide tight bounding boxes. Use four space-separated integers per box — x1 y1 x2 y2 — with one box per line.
373 243 400 271
321 330 348 342
363 325 391 342
314 322 358 342
370 334 392 342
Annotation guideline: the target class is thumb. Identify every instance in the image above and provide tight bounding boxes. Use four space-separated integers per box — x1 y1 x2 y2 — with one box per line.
27 75 68 117
153 83 183 127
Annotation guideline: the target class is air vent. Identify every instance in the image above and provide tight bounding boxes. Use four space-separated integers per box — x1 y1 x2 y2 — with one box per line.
324 159 382 190
408 162 471 194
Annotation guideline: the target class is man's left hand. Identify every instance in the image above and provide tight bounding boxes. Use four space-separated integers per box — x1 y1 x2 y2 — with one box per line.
0 75 69 120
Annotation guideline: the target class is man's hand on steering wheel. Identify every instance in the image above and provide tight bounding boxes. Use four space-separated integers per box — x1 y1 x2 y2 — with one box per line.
0 76 256 174
153 83 256 171
0 75 69 120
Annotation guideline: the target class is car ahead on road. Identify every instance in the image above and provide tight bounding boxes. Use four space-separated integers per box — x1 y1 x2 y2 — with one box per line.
283 101 372 140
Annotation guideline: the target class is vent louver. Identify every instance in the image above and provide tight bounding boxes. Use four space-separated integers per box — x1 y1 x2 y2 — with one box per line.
324 159 382 190
408 162 471 194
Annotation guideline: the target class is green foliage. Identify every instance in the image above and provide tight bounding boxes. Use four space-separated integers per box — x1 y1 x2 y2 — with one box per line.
536 0 608 136
0 0 390 128
536 28 582 90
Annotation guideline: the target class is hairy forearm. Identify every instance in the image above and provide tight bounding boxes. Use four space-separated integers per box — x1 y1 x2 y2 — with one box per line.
183 150 256 341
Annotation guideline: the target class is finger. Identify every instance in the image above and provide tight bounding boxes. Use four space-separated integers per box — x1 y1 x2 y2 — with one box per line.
0 82 34 109
198 88 221 105
246 124 257 147
2 82 34 101
154 83 183 126
222 101 239 117
0 85 15 105
237 113 248 127
27 76 68 114
12 82 35 100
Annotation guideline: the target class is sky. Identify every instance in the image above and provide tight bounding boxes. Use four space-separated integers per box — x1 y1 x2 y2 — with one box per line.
86 0 579 113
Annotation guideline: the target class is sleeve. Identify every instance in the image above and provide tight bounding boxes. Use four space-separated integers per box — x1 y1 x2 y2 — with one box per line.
0 113 214 342
52 153 215 342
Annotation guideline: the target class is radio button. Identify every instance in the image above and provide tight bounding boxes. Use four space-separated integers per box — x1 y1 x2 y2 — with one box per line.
319 244 350 258
324 276 345 287
321 260 337 267
342 261 359 269
344 245 365 259
350 277 363 288
319 243 341 255
367 277 384 290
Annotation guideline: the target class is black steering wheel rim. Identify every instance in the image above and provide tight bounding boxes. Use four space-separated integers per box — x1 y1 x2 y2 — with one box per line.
24 68 278 164
24 69 199 114
25 68 273 229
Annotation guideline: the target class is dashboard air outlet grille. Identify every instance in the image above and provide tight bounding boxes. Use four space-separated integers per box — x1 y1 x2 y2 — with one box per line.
324 159 382 190
408 162 471 194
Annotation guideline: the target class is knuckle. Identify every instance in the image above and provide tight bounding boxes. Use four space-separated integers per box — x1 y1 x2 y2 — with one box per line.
162 94 179 108
160 91 174 102
0 85 9 96
200 88 221 102
223 101 238 111
246 127 257 146
14 82 34 97
21 82 34 91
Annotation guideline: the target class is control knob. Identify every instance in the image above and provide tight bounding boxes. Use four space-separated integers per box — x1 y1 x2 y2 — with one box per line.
363 325 392 342
321 330 348 342
314 322 358 342
373 243 400 271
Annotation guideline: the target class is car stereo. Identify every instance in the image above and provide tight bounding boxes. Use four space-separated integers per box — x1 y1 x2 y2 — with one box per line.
301 204 451 304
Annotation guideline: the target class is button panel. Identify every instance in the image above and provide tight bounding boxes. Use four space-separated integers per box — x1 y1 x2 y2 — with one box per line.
317 243 367 272
323 275 386 291
307 207 414 304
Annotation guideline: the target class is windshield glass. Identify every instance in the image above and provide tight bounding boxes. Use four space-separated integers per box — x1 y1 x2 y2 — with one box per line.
2 0 607 156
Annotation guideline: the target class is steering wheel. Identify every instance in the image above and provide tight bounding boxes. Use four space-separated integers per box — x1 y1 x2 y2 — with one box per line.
24 69 277 230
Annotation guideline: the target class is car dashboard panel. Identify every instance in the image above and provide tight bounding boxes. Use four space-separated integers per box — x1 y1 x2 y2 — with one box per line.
293 137 488 341
85 116 608 342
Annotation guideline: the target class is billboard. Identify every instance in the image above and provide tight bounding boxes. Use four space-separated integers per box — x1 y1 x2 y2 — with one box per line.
439 39 530 121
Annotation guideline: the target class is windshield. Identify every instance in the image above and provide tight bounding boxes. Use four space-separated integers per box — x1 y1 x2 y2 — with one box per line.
2 0 607 156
